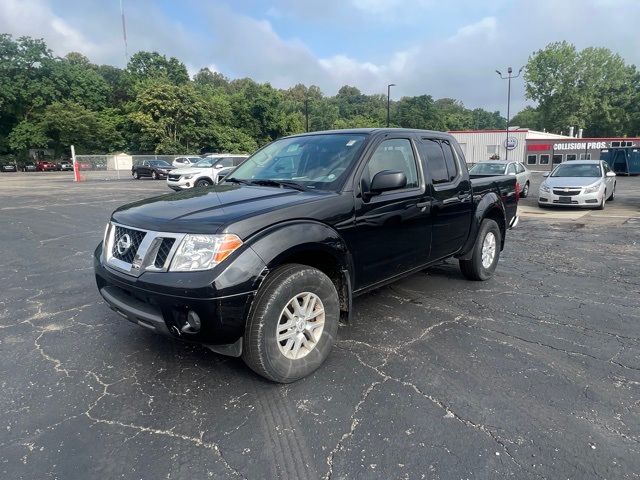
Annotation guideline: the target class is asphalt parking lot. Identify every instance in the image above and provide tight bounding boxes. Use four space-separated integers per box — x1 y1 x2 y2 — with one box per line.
1 172 639 479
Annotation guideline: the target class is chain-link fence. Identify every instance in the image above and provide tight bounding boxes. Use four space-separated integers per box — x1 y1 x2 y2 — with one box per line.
73 154 198 180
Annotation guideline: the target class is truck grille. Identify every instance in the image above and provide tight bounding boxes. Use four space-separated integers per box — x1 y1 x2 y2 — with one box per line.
553 188 582 196
112 226 146 263
168 174 180 181
105 223 185 277
154 238 176 268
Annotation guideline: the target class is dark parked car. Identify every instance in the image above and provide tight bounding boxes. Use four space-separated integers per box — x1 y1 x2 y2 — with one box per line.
95 129 518 382
132 160 174 180
57 161 74 171
1 163 17 172
36 160 57 171
21 162 37 172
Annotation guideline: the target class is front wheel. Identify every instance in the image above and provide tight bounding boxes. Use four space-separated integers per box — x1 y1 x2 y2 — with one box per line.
521 181 530 198
597 191 606 210
242 264 340 383
151 171 158 180
195 179 211 188
459 219 502 281
132 171 139 180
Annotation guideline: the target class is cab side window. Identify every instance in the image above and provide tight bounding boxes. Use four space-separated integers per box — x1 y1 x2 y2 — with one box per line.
363 139 419 190
441 140 459 182
417 139 448 184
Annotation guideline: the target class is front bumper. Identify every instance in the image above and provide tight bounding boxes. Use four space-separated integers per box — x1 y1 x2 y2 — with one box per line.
167 177 193 190
538 189 601 207
94 244 264 350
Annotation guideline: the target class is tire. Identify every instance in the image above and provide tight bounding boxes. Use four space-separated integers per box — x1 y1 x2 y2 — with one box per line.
132 171 139 180
195 179 211 188
152 171 158 180
597 191 606 210
521 181 530 198
608 184 615 201
242 264 340 383
459 219 502 281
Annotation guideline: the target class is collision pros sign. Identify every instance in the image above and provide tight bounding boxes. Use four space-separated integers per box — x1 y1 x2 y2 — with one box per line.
553 142 607 150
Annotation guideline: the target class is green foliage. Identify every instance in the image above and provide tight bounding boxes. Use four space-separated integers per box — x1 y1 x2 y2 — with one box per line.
523 41 640 136
6 34 637 160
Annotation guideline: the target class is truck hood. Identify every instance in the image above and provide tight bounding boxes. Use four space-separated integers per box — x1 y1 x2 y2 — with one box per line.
111 184 328 234
172 166 210 175
544 177 602 188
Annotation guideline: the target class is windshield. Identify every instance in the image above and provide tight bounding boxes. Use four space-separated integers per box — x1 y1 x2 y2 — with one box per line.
194 159 214 168
227 133 368 191
469 163 506 175
187 157 201 162
551 163 601 178
150 160 171 167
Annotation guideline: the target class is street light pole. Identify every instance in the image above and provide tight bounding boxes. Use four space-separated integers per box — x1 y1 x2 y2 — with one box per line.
495 66 523 161
387 83 396 127
304 97 309 132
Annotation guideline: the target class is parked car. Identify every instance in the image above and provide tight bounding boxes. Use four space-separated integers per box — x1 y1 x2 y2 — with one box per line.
36 160 57 171
1 163 17 172
131 160 174 180
57 161 74 171
172 156 202 168
20 162 37 172
469 161 531 197
167 154 248 190
538 160 616 209
96 129 518 382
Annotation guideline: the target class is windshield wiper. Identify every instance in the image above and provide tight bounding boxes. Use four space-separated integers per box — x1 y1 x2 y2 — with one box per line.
224 177 253 185
246 179 309 191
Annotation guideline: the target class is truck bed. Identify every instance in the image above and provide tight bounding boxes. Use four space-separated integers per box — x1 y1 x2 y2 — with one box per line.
469 174 519 227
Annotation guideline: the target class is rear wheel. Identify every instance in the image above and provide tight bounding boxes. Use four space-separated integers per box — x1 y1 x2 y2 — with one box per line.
459 219 501 281
521 181 530 198
152 171 158 180
132 170 139 180
195 179 211 187
242 264 339 383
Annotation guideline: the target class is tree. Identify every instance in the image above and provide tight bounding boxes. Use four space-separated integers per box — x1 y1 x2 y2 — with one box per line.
8 119 49 152
510 106 542 130
396 95 438 129
524 41 640 136
126 51 189 85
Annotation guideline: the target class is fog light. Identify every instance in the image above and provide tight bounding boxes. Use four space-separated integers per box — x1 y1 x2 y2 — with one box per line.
181 310 201 334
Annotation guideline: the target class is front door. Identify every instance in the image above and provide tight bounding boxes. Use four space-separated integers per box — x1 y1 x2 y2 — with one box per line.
416 137 473 261
350 137 433 290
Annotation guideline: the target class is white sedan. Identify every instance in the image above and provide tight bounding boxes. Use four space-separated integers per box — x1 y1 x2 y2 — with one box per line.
469 161 532 197
538 160 616 209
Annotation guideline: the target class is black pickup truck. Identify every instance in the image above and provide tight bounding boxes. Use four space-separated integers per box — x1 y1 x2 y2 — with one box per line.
94 129 518 382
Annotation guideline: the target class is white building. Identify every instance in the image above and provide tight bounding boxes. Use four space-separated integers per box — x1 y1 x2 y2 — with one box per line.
449 129 571 165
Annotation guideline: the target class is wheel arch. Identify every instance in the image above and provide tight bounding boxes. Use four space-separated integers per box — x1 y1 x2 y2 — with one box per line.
248 221 353 322
457 193 506 260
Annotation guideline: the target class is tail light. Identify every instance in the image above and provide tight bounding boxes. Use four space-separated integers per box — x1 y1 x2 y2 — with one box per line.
515 181 521 200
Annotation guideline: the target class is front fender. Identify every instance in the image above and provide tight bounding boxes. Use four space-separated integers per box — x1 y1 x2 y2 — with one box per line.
247 220 353 277
457 192 506 260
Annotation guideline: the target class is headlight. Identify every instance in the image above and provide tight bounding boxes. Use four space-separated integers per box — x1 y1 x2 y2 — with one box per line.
583 183 601 194
169 234 243 271
540 183 550 193
183 174 194 179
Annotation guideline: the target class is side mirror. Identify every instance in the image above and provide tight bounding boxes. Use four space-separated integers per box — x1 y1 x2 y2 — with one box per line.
542 172 550 177
215 164 224 169
606 171 616 177
370 170 407 194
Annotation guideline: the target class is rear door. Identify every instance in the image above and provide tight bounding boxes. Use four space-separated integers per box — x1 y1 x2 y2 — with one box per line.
417 137 473 261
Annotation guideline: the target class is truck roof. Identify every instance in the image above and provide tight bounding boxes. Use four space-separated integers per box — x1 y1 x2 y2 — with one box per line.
285 128 454 139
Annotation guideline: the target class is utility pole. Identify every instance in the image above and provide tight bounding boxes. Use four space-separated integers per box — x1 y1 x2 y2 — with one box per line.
495 67 523 161
387 83 396 127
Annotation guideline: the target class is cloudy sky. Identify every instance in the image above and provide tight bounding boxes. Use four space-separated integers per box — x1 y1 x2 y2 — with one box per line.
1 0 639 114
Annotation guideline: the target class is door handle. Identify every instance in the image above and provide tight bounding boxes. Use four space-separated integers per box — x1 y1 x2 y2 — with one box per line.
416 201 431 209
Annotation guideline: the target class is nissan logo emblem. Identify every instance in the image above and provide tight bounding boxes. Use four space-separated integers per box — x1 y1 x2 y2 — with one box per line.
116 233 132 255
